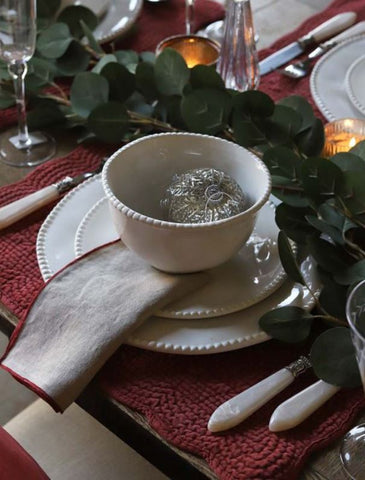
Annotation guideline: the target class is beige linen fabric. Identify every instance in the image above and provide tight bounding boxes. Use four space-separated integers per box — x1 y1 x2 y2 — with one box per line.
2 243 207 411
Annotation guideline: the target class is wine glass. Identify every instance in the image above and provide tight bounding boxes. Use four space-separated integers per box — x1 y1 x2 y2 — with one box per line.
340 279 365 479
0 0 55 167
185 0 195 35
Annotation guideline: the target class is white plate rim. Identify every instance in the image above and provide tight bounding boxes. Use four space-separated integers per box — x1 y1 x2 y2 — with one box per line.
73 196 289 319
310 35 365 122
345 54 365 116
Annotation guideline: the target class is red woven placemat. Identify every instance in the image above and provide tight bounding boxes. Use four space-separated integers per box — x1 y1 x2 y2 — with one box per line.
1 1 365 479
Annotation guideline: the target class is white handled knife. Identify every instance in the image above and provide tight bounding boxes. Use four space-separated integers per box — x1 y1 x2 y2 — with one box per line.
208 356 311 433
259 11 357 75
269 380 341 432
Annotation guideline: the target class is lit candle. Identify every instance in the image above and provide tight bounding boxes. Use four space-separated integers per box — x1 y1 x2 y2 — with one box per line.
323 118 365 157
156 35 220 68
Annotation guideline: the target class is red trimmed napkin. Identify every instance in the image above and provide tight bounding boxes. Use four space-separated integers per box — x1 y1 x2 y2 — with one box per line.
1 242 207 412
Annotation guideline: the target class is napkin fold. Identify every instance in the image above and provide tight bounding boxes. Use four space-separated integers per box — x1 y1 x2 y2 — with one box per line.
1 242 207 412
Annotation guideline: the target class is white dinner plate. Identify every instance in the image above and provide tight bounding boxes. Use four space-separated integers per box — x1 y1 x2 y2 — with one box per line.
310 35 365 121
37 175 320 354
93 0 143 44
345 54 365 117
74 194 288 319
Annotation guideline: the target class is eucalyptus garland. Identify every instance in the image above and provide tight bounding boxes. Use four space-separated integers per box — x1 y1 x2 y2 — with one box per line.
1 0 365 388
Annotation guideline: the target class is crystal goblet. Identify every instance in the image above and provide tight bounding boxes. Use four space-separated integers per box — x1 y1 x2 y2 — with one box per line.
340 279 365 480
0 0 55 167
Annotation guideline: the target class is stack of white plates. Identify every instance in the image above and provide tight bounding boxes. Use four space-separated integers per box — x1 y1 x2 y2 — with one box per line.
37 176 320 355
311 35 365 121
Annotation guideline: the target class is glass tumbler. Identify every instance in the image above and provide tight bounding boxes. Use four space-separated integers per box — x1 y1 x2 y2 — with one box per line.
341 279 365 480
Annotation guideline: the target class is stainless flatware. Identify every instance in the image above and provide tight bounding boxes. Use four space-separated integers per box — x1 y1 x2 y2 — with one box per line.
0 159 106 230
269 380 340 432
208 356 311 433
280 21 365 79
259 11 356 76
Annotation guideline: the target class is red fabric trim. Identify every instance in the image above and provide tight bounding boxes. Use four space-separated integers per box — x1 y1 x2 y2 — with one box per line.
0 426 49 479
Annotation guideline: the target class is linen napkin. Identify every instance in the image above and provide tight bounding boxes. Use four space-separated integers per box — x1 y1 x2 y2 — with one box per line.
1 242 207 412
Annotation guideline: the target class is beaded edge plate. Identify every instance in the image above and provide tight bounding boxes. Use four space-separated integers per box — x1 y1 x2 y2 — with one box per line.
345 54 365 117
37 175 320 354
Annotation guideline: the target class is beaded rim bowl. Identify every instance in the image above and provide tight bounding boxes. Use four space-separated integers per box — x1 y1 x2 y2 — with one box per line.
102 133 271 272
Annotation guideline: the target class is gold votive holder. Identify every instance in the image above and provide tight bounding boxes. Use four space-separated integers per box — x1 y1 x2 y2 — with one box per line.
155 34 220 68
323 118 365 157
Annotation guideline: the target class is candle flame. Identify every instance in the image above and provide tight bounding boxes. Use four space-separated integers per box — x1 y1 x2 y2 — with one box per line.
349 137 357 148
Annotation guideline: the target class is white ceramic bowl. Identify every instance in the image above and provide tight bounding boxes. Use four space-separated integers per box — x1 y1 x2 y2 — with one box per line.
102 133 271 273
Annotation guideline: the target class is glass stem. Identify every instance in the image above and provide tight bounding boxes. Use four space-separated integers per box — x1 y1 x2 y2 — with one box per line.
8 61 31 147
185 0 195 35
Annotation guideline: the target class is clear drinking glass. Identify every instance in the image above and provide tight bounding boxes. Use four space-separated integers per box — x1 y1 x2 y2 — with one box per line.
185 0 194 35
341 279 365 480
217 0 259 91
0 0 55 167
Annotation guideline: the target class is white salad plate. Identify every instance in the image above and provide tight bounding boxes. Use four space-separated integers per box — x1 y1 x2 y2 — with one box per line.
345 54 365 117
310 35 365 121
37 175 320 354
74 194 288 319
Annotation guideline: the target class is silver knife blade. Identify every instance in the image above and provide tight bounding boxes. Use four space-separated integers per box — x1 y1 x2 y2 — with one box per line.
259 11 356 76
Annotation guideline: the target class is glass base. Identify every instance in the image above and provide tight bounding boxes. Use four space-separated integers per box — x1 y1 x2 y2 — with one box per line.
198 20 224 43
340 423 365 480
0 127 56 167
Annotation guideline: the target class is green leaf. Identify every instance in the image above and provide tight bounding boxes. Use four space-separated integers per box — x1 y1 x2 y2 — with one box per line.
0 59 10 80
190 65 225 90
302 157 343 204
295 118 325 157
349 139 365 162
92 54 118 74
37 0 60 18
310 327 362 387
232 116 266 147
37 23 73 59
80 19 103 54
139 51 155 64
259 306 313 343
87 101 129 143
26 57 57 91
307 236 351 274
334 260 365 285
263 145 302 181
278 95 316 133
154 48 190 96
181 88 231 135
265 105 302 144
27 99 65 129
136 62 159 101
0 86 14 108
339 171 365 223
306 215 344 246
126 92 154 117
115 50 139 72
278 230 305 285
232 90 275 118
56 41 90 76
70 72 109 118
57 6 97 39
101 62 135 103
331 152 365 173
275 204 316 243
271 176 309 208
318 271 347 320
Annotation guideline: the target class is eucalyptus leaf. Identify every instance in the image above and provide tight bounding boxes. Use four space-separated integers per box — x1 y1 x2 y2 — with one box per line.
310 327 361 387
275 204 315 243
0 60 10 80
27 99 65 129
318 271 347 320
26 57 57 91
55 40 90 76
37 0 61 18
181 88 231 135
334 260 365 286
302 157 343 204
101 62 135 103
92 55 118 74
115 50 139 72
190 65 225 90
139 51 155 64
339 171 365 224
155 48 190 96
306 215 344 245
265 105 302 144
350 139 365 162
70 72 109 118
232 115 266 147
278 95 315 133
37 23 73 59
331 152 365 173
80 20 103 54
126 92 154 117
307 236 351 274
278 230 305 285
272 178 309 209
136 62 159 101
259 306 313 343
87 101 129 143
232 90 275 118
57 5 97 39
295 118 324 157
263 145 302 181
0 87 14 108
